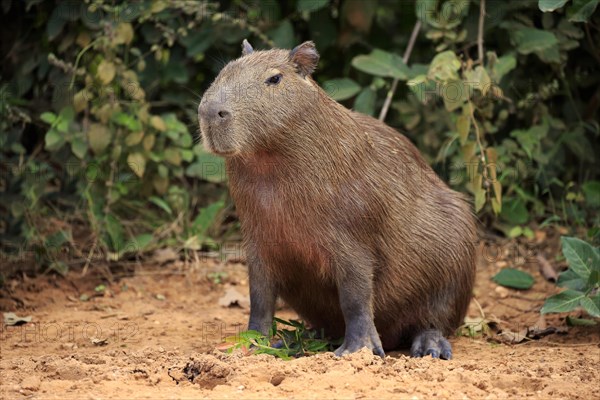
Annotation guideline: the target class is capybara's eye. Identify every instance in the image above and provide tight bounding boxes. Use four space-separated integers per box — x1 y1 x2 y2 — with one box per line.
266 74 282 85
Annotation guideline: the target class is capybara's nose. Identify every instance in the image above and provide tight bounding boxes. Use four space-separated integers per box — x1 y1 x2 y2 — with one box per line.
198 102 232 124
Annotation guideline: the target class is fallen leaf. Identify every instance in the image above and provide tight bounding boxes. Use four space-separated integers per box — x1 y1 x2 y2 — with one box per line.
537 254 558 282
218 287 249 308
153 248 178 264
3 312 32 326
91 337 109 346
497 329 529 344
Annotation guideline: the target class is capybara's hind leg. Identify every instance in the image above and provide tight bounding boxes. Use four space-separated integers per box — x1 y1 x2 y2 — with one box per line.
410 329 452 360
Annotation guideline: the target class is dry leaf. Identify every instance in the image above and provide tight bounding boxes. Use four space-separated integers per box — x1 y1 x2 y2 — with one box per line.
497 329 528 344
537 254 557 282
218 287 249 308
3 312 32 326
97 60 116 84
91 337 108 346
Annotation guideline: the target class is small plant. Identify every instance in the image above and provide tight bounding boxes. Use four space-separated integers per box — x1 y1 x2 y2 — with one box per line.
207 271 227 285
541 237 600 324
223 318 341 360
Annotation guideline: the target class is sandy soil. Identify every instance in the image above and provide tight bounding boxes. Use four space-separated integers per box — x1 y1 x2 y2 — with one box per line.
1 231 599 399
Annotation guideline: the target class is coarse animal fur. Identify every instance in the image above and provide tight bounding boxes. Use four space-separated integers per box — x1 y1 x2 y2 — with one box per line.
198 40 477 357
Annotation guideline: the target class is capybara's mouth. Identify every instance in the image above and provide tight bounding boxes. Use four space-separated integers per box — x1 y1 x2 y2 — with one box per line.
200 126 238 157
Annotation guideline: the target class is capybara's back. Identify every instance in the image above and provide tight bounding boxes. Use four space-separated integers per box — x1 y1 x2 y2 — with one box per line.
198 40 477 359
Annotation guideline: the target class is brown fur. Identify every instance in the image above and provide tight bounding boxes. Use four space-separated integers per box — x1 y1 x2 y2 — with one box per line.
199 42 477 351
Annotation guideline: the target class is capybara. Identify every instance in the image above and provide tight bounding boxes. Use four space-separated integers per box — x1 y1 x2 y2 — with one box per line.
198 40 477 359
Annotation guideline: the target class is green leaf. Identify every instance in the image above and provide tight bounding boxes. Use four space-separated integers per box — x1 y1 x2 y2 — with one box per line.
474 187 486 213
45 129 65 151
582 180 600 208
557 267 587 290
567 0 599 22
149 196 173 215
46 6 67 40
323 78 361 101
44 230 72 250
500 198 529 225
105 214 125 253
269 20 295 49
507 226 523 238
185 152 226 183
353 87 376 116
566 316 597 326
352 49 410 80
539 0 570 12
133 233 153 251
87 123 112 154
511 28 559 54
164 148 182 166
40 112 57 124
442 80 468 112
112 112 142 131
456 114 470 145
48 261 68 276
125 131 144 146
493 268 535 289
70 137 87 159
561 236 600 279
59 106 75 122
297 0 329 12
463 66 491 95
541 289 586 314
127 152 146 178
579 296 600 317
192 200 224 238
493 54 517 81
428 51 461 82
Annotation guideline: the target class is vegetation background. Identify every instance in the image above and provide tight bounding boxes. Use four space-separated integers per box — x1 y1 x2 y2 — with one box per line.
1 0 599 283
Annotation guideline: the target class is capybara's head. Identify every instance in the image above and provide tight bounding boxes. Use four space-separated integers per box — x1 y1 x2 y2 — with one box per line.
198 40 320 156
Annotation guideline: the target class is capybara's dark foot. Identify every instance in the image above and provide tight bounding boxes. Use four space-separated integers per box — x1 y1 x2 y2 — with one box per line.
410 329 452 360
334 325 385 358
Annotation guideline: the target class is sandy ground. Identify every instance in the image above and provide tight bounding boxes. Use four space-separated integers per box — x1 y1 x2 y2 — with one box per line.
1 232 599 399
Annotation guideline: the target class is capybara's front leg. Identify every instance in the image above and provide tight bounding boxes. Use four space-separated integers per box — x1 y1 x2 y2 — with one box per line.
246 253 277 336
334 261 384 358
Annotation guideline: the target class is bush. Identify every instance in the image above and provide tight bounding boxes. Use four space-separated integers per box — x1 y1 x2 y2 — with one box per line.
1 0 599 276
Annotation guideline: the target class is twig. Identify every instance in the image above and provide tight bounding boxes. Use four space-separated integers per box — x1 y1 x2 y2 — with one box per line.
472 297 486 319
378 20 422 121
81 239 97 277
477 0 486 64
468 101 487 183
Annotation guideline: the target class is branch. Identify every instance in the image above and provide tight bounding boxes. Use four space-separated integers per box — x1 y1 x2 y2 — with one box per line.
378 20 422 122
478 0 486 64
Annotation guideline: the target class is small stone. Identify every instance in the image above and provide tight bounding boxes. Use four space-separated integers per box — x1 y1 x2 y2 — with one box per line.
495 286 509 298
270 373 285 386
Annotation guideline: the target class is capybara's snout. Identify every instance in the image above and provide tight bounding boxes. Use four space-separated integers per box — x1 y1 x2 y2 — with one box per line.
198 100 232 126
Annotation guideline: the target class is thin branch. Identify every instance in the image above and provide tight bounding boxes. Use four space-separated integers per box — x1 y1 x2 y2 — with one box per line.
468 100 488 184
477 0 486 64
378 20 422 121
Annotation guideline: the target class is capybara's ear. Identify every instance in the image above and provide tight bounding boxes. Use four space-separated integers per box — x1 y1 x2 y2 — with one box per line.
241 39 254 56
289 41 319 77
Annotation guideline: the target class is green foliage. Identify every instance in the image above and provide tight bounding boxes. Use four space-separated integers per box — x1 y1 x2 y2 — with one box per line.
225 318 340 360
1 0 599 274
541 237 600 320
492 268 536 290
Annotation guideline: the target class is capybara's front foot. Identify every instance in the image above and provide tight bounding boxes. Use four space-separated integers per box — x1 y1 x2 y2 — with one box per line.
334 323 385 358
410 329 452 360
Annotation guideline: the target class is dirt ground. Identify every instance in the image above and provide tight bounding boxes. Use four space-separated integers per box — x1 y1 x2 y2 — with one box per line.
1 229 599 399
